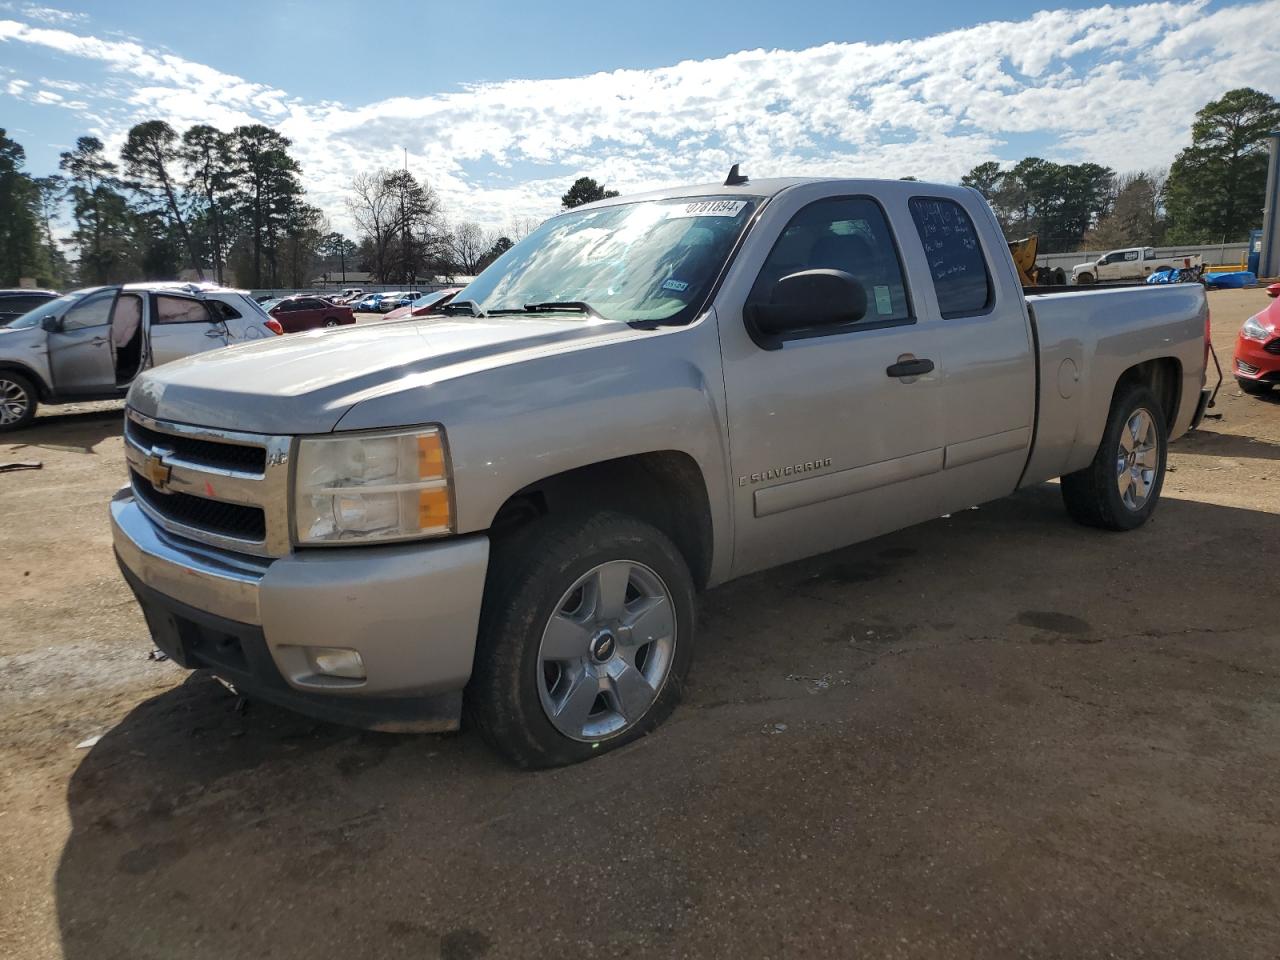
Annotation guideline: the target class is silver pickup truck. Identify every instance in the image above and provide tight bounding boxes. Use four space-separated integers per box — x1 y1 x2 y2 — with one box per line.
110 176 1212 767
0 283 278 431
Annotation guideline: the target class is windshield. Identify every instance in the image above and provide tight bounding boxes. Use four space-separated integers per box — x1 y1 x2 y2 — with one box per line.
411 290 451 308
456 195 760 323
5 288 100 330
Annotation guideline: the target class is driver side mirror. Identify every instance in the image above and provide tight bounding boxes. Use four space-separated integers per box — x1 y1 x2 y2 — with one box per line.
746 269 867 347
41 315 60 333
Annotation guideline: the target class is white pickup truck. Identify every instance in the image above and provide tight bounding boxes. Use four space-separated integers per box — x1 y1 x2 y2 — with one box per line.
111 175 1213 767
1072 246 1204 285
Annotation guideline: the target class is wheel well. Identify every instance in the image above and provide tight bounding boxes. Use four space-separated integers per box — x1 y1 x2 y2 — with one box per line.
0 363 50 402
489 452 715 589
1113 357 1181 431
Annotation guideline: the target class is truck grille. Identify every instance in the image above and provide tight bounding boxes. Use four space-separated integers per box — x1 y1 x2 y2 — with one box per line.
126 417 266 474
131 469 266 541
124 408 292 557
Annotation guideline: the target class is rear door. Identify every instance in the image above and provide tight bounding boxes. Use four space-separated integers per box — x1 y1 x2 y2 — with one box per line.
904 195 1035 514
718 185 946 576
148 293 229 366
47 289 119 395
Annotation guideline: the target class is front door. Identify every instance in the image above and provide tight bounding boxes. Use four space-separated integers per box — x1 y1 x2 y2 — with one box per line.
717 187 946 577
48 289 120 396
148 293 228 367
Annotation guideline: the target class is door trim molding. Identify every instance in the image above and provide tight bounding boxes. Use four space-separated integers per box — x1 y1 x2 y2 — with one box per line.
753 448 943 518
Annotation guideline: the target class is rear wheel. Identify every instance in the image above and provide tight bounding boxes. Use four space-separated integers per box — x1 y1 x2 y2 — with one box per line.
467 511 695 768
0 372 37 432
1237 377 1272 396
324 318 341 327
1061 383 1167 531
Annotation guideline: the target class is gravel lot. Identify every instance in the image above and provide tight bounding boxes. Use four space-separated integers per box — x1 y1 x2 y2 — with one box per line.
1 288 1277 959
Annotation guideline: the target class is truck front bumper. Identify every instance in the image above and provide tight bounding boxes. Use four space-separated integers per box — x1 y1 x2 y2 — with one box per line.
110 490 490 732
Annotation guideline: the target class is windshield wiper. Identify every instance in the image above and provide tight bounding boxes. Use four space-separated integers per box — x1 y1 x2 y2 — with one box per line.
522 301 603 318
441 299 486 317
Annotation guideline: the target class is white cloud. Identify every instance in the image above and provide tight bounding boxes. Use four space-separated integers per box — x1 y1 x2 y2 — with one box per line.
1 1 1279 233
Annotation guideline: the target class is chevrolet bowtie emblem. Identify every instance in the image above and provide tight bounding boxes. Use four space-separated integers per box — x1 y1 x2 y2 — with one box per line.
145 449 173 492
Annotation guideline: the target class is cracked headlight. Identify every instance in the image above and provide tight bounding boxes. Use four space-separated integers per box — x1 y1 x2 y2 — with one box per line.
293 427 452 545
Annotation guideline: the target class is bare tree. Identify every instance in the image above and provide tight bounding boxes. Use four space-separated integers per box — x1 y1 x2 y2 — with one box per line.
348 168 443 282
447 220 496 275
507 214 542 242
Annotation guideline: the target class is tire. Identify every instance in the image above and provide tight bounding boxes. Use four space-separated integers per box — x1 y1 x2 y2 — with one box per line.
324 318 340 327
0 371 38 432
1076 272 1095 285
467 511 696 768
1061 383 1167 531
1237 378 1272 396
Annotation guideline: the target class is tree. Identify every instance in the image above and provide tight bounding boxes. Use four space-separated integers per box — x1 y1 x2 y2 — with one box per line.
961 161 1004 200
1164 87 1280 243
0 129 46 286
561 177 619 209
447 221 496 275
319 231 357 283
181 124 234 283
228 125 302 287
32 175 70 286
59 136 136 283
507 214 542 241
1085 171 1166 249
348 168 442 282
279 203 328 287
121 120 202 279
960 158 1114 251
477 235 513 272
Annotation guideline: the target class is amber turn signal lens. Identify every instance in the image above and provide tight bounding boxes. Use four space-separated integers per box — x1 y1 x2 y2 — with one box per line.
417 487 451 531
417 433 446 479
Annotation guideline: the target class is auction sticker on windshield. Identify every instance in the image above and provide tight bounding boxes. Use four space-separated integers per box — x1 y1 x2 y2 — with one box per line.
665 199 749 219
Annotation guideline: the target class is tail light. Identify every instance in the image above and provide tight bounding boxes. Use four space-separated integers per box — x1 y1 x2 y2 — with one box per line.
265 318 284 336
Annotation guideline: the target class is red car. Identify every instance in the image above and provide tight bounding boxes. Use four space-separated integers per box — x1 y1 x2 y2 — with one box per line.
268 295 356 333
1234 282 1280 396
383 288 461 321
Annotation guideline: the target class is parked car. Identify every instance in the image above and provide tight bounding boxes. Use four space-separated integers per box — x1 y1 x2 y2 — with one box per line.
332 287 364 304
268 295 356 332
355 293 386 312
0 282 280 431
377 291 421 312
1072 247 1203 285
384 288 461 320
0 289 60 326
112 175 1210 767
1234 281 1280 395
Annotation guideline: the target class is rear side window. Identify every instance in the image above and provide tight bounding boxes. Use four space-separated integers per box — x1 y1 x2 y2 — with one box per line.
155 295 213 324
207 300 242 321
748 196 912 326
908 197 992 318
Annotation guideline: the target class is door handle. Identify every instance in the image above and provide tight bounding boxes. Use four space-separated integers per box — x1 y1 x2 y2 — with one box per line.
886 358 935 378
90 336 108 346
205 329 226 338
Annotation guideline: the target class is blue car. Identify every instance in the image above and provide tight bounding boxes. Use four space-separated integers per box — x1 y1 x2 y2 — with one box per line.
355 293 385 312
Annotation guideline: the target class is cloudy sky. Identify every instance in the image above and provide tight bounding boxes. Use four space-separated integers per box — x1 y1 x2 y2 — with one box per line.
1 0 1278 235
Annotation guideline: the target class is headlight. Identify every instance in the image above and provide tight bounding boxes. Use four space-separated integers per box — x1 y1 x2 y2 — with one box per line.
293 426 452 545
1241 316 1271 342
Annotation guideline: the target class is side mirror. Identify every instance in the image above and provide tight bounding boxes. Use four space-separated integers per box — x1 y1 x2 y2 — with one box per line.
746 269 867 344
41 315 60 332
1267 283 1280 299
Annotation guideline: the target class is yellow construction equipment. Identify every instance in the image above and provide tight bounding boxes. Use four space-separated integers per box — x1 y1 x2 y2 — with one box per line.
1008 235 1039 286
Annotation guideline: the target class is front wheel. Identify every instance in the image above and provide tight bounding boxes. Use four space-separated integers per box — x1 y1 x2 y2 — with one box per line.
467 512 695 768
1061 383 1167 531
1076 272 1095 285
0 372 38 432
1238 377 1272 396
323 318 341 327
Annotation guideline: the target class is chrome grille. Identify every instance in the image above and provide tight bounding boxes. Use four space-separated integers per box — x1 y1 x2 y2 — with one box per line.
124 408 292 557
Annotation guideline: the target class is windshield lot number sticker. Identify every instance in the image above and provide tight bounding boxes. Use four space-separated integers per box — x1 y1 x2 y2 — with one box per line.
662 279 690 292
666 199 748 219
874 285 893 315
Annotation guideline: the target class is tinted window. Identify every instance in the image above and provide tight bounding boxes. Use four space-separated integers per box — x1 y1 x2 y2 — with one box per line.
1124 250 1139 262
748 196 911 325
1 294 52 314
208 300 242 321
155 295 212 324
62 291 115 330
908 197 992 318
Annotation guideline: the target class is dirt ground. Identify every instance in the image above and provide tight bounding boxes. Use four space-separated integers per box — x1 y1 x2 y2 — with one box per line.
1 289 1277 959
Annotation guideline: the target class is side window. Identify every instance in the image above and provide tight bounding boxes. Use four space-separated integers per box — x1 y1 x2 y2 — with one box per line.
62 291 116 331
1124 250 1139 262
747 196 911 327
277 300 300 312
908 197 992 318
207 300 242 321
155 295 214 325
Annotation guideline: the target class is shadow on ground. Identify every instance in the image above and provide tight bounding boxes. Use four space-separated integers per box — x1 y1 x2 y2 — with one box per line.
55 486 1280 958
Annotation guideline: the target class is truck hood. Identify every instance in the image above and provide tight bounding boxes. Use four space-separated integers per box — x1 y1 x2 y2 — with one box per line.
127 315 639 434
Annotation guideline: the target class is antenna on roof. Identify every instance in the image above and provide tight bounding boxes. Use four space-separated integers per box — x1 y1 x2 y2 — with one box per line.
724 163 749 187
